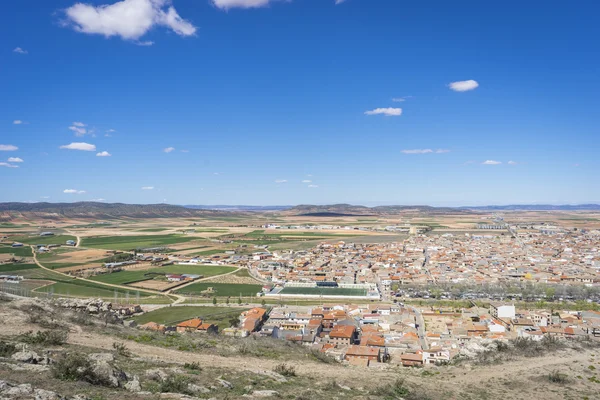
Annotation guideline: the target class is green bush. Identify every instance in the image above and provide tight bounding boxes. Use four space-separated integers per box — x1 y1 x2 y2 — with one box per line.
51 353 112 386
273 363 296 377
184 362 202 371
0 341 17 357
112 342 131 357
19 330 68 346
159 375 192 395
548 370 569 384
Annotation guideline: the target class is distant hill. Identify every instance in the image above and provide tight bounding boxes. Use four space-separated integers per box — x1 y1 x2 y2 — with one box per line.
285 203 600 216
184 205 292 212
0 202 234 220
287 204 475 216
460 204 600 211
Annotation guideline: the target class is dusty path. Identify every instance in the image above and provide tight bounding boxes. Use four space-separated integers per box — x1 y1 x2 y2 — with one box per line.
67 329 395 384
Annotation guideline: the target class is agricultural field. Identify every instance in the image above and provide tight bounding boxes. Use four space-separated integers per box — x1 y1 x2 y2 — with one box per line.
89 265 237 285
0 263 38 273
175 282 263 297
10 235 77 246
81 234 199 251
132 306 248 329
0 244 33 257
34 280 149 298
279 287 367 296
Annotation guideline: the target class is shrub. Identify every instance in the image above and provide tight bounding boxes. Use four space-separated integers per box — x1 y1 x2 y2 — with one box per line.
112 342 131 357
273 363 296 377
51 353 112 386
69 312 94 326
159 375 192 395
309 349 336 364
19 329 68 346
548 370 569 384
372 379 411 399
184 362 202 371
0 341 17 357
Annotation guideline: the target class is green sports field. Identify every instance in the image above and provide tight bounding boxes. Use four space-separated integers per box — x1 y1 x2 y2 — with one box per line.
279 287 367 296
81 234 199 251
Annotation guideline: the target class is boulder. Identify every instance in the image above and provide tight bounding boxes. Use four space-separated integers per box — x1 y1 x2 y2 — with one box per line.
4 383 33 397
91 361 126 388
124 376 142 393
216 379 233 389
11 350 39 364
253 369 287 383
34 388 61 400
187 384 210 394
87 353 114 363
146 368 169 382
251 390 279 398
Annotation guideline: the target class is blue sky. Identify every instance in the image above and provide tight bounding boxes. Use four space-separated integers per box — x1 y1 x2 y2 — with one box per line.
1 0 599 206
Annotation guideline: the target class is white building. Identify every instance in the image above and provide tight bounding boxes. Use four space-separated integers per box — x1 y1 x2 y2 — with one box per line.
489 302 516 319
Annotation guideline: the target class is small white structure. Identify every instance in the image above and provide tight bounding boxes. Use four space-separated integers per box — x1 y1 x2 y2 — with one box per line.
489 302 516 319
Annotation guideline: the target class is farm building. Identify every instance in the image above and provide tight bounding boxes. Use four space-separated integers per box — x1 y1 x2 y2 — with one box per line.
39 232 54 237
11 243 23 248
66 240 76 246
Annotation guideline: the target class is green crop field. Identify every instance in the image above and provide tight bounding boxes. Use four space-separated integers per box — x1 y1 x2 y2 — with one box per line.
11 235 77 246
0 245 33 257
81 234 199 250
90 265 236 285
279 287 367 296
0 263 38 273
132 306 247 327
43 263 82 270
175 282 263 297
35 281 148 298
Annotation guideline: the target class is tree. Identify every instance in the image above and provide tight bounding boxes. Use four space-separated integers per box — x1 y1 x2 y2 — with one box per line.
226 297 230 306
261 298 266 307
212 297 217 306
237 297 242 305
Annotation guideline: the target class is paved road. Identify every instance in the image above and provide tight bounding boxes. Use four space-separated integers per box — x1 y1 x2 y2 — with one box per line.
409 306 428 350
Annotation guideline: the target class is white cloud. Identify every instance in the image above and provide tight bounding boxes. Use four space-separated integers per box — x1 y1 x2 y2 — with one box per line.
91 198 106 201
0 162 18 168
163 147 175 153
60 142 96 151
13 120 23 125
435 149 450 154
364 107 402 116
96 151 111 157
482 160 502 165
212 0 273 9
508 160 517 165
141 186 154 190
308 184 319 188
13 47 28 54
401 149 433 154
302 180 312 183
106 128 116 132
7 157 24 163
391 98 405 102
180 149 189 153
64 0 196 43
41 196 50 199
0 145 18 151
64 189 86 194
448 79 479 92
68 121 88 136
275 179 287 184
335 0 346 4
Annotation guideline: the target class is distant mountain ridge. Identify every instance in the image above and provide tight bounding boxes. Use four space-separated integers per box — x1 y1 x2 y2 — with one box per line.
0 202 232 219
460 204 600 211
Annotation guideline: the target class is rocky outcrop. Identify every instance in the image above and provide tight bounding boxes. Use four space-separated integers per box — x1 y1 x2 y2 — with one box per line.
0 380 91 400
52 298 142 320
